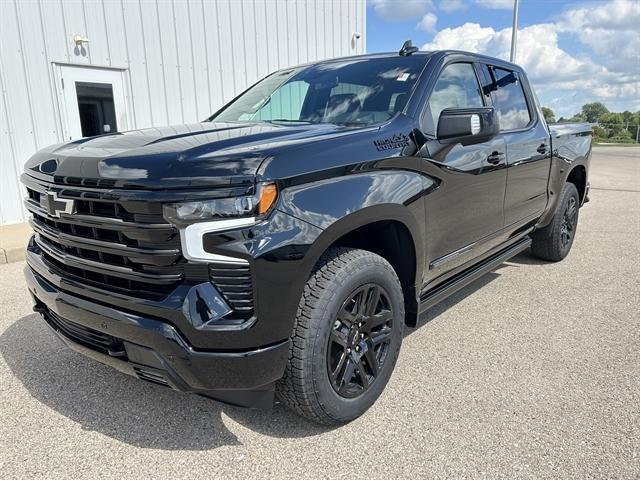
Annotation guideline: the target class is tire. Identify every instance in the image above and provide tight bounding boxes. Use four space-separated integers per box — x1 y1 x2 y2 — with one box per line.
531 182 580 262
276 247 404 425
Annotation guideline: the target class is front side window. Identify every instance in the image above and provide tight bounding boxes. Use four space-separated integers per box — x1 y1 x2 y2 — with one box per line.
490 67 532 130
427 63 483 129
211 57 426 126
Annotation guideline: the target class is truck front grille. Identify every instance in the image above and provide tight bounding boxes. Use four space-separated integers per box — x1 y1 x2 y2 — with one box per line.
43 307 126 357
25 186 185 299
24 182 255 314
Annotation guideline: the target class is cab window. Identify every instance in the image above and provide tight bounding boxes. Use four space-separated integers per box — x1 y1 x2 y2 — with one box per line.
427 63 483 132
489 67 532 130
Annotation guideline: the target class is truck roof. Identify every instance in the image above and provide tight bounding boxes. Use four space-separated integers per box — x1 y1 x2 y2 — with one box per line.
291 49 523 73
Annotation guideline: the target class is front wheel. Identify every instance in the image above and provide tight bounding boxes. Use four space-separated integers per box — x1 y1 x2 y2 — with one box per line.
531 182 580 262
276 247 404 425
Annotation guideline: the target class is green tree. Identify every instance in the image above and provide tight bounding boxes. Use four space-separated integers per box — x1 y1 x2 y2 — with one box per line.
600 112 624 124
610 129 633 143
581 102 609 123
600 112 625 137
592 125 607 140
541 106 556 123
558 106 638 143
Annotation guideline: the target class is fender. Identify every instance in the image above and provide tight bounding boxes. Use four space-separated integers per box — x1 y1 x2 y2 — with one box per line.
537 131 591 229
276 170 430 320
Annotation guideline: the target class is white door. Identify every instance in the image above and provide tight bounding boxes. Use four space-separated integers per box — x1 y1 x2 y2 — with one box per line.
54 64 132 140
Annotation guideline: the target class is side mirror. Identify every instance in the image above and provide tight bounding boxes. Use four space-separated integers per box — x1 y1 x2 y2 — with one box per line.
437 107 499 143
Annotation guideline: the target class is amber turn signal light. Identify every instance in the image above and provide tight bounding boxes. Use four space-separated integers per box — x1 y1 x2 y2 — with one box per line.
258 182 278 215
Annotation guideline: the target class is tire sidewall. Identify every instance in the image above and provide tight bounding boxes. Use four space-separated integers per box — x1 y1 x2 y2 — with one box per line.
555 183 580 258
308 256 404 422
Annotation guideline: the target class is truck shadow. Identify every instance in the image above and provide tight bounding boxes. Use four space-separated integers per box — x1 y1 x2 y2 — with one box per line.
1 263 516 449
405 269 504 334
0 314 330 450
505 250 548 266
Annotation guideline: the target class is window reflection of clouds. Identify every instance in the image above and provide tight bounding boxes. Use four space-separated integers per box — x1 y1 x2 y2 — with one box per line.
492 68 531 130
214 58 425 126
499 109 531 130
429 63 483 126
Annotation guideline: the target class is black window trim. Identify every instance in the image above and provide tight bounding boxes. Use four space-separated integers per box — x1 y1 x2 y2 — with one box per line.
483 63 538 134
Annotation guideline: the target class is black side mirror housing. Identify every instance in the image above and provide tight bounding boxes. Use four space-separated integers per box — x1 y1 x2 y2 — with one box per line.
437 107 499 144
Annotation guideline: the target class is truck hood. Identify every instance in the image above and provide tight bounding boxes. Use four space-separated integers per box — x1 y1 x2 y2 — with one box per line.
25 122 358 189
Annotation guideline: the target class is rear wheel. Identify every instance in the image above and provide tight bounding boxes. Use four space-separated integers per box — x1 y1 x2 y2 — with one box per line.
276 247 404 425
531 182 580 261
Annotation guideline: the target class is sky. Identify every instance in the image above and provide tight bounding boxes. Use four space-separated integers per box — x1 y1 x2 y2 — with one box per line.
366 0 640 118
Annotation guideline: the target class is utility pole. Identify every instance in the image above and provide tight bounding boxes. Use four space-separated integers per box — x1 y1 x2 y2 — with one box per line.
510 0 520 63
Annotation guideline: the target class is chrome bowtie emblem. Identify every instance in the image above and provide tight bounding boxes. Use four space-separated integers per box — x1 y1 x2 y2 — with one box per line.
41 191 75 218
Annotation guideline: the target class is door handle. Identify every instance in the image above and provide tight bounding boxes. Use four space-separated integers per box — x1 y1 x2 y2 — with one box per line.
487 151 505 164
537 144 548 154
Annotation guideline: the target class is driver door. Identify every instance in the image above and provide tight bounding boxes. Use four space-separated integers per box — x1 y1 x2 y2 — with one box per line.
418 62 507 281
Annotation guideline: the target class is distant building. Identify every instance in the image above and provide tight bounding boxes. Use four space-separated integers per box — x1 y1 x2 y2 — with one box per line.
0 0 366 225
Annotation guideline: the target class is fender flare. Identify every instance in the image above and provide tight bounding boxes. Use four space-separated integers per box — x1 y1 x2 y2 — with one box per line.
291 204 425 324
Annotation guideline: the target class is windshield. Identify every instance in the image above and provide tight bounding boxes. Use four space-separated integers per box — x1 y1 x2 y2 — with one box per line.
210 57 426 126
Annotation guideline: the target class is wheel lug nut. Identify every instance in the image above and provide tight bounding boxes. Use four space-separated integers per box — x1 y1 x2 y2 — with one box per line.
358 322 362 327
355 346 360 351
346 347 351 353
360 333 365 338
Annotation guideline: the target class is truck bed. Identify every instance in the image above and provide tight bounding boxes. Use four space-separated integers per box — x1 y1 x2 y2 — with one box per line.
549 122 592 161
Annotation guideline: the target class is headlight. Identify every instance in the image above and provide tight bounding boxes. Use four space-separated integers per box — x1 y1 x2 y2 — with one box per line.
163 182 278 224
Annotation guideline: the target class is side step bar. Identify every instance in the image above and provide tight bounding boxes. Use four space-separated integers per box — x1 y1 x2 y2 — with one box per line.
418 236 532 313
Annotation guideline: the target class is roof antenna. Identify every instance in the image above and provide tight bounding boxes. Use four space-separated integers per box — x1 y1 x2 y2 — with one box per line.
399 40 419 56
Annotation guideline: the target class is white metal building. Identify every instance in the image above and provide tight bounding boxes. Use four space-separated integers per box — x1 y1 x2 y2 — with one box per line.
0 0 366 225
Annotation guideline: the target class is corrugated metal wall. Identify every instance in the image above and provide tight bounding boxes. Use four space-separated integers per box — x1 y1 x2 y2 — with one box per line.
0 0 366 225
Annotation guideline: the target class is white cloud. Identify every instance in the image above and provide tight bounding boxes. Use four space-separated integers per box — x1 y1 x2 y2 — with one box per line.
474 0 514 9
422 22 610 87
439 0 466 13
417 13 438 33
423 23 494 55
556 0 640 75
421 11 640 117
370 0 435 21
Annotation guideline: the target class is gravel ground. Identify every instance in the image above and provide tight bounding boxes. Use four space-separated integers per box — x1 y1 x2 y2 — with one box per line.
1 146 638 479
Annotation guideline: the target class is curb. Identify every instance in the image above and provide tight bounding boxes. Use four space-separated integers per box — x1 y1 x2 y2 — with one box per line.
0 247 26 264
0 222 31 264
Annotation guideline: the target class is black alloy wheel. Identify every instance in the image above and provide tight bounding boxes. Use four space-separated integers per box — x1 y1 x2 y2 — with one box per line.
327 283 394 398
531 182 580 262
277 247 404 425
560 196 578 248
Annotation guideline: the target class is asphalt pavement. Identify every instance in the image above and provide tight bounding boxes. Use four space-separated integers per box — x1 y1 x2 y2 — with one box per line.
1 146 638 479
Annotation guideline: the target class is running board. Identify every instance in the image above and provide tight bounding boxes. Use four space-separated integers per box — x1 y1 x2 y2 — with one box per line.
418 236 532 314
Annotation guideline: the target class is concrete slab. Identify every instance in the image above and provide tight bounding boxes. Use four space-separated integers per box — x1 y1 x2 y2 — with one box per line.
0 222 32 264
0 146 638 479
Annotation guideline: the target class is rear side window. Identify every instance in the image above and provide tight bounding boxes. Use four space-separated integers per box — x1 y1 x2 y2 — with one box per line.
490 67 532 130
428 63 483 129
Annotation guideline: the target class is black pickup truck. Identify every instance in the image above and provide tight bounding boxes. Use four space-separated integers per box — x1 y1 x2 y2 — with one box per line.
22 46 592 425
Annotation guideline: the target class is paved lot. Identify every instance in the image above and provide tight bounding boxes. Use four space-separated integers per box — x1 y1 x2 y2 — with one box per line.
1 146 638 479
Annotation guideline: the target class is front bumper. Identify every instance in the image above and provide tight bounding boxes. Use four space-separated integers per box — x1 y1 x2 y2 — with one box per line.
25 264 290 408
